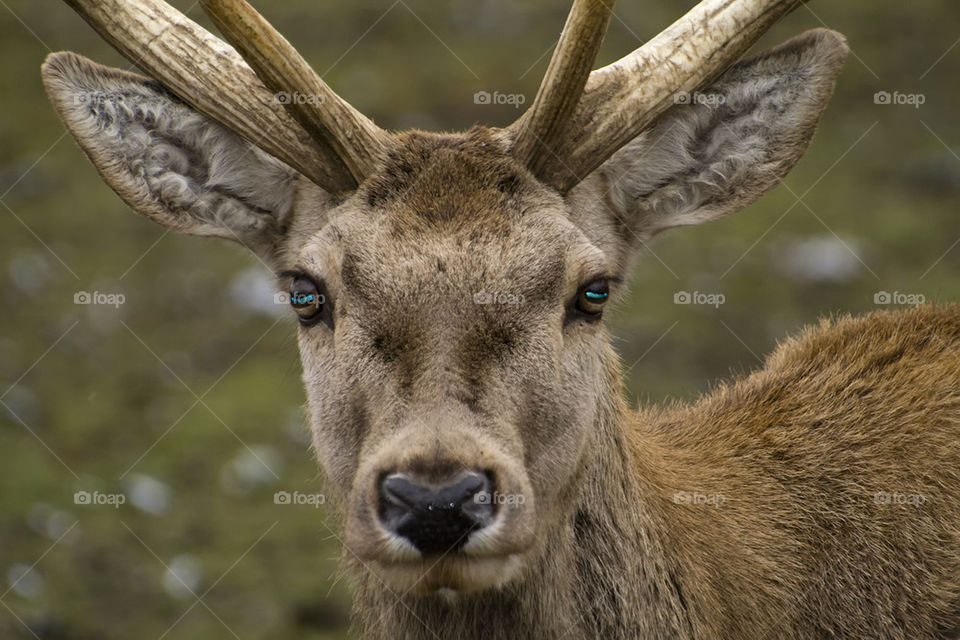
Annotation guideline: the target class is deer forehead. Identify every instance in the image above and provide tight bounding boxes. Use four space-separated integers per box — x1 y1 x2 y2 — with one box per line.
288 130 611 310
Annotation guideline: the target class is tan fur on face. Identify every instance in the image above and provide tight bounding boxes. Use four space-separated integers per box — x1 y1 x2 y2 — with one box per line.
288 130 616 594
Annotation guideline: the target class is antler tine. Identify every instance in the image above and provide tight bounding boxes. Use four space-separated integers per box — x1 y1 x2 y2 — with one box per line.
510 0 615 176
199 0 390 187
62 0 358 194
513 0 803 193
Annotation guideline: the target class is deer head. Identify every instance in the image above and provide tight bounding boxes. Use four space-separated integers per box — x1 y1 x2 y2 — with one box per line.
42 0 847 597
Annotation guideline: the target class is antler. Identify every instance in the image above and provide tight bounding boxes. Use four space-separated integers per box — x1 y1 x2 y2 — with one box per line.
61 0 387 194
64 0 801 196
198 0 390 186
509 0 804 193
510 0 615 176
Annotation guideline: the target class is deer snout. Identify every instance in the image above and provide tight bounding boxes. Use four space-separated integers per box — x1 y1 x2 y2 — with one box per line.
378 471 495 555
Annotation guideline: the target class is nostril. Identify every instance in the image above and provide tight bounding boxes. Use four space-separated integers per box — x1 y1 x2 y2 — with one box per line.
459 472 495 523
381 475 434 510
378 471 496 555
381 472 492 513
435 472 489 512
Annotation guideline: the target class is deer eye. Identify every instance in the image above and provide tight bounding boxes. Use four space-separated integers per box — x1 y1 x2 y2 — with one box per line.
288 276 329 327
574 280 610 318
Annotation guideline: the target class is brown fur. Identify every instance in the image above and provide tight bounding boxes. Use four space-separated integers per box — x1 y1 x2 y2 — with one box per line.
635 306 960 638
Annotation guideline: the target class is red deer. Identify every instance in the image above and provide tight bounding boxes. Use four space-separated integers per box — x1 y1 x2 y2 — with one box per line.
41 0 960 637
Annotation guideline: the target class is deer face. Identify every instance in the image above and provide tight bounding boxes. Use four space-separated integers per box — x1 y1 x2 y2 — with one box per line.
43 0 847 597
283 130 619 591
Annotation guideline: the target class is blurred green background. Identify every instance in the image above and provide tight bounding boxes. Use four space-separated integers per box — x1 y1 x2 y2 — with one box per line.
1 1 958 638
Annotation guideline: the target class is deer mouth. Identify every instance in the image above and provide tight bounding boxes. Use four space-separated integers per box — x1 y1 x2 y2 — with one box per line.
343 467 537 594
373 553 527 595
342 425 538 593
349 497 537 594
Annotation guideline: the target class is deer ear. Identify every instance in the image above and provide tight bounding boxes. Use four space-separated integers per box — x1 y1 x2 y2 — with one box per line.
569 29 847 267
41 52 306 262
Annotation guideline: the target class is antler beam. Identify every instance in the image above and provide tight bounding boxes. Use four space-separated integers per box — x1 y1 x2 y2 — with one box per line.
61 0 381 194
199 0 389 187
510 0 803 193
510 0 615 175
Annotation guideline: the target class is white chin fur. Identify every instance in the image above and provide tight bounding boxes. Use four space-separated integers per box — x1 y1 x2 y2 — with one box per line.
376 554 524 596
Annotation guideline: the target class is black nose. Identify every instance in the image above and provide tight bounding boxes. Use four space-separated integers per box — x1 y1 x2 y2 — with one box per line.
379 471 495 555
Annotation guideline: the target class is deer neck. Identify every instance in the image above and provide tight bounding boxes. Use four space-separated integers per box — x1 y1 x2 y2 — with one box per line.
352 355 690 639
